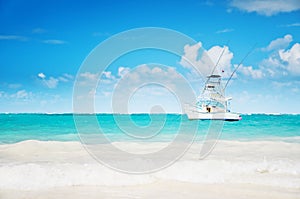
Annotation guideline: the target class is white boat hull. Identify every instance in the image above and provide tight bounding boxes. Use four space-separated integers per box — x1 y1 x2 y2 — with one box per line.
185 106 241 121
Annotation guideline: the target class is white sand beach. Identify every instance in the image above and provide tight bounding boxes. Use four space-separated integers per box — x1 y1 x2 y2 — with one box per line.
0 139 299 199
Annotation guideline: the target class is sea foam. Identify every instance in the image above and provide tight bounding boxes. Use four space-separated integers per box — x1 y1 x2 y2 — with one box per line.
0 140 300 190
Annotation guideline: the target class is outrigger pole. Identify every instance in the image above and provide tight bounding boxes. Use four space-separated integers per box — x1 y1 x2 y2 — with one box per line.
224 43 257 90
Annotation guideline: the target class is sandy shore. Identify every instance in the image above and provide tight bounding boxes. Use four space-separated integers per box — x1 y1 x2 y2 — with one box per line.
0 139 300 198
1 181 299 199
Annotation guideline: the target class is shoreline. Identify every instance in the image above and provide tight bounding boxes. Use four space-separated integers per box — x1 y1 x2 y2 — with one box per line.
1 181 299 199
1 136 300 145
1 139 299 192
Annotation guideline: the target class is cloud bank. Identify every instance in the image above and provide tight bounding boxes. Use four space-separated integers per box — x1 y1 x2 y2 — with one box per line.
229 0 300 16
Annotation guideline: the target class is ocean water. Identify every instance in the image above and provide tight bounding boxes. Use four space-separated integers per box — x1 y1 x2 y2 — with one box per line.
0 113 299 144
0 113 300 191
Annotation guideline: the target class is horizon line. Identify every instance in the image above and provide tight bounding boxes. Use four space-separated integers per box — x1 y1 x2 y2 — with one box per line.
0 112 299 115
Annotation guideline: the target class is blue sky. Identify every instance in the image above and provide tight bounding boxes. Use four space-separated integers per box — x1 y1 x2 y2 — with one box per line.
0 0 300 113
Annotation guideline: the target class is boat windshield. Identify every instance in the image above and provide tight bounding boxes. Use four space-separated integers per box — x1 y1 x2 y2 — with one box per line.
196 99 225 109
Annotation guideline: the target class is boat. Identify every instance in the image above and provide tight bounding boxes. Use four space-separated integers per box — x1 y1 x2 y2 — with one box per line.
185 74 241 121
184 43 257 121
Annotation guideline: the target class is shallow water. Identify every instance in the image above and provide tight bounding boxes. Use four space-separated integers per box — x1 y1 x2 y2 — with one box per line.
0 114 300 144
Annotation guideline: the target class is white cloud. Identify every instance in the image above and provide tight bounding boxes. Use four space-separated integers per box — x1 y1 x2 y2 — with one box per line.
238 64 264 79
100 71 116 84
38 73 46 79
272 81 300 94
78 72 99 87
75 64 194 113
8 84 22 89
78 71 115 87
272 81 292 88
263 34 293 51
279 43 300 75
0 35 27 41
76 70 115 102
118 66 130 77
179 38 299 80
43 39 66 44
9 90 32 99
102 71 115 80
260 56 285 77
180 42 202 68
257 33 300 77
284 23 300 27
206 45 234 77
58 77 68 82
119 64 182 85
180 43 237 78
122 65 178 87
38 73 72 88
179 42 215 77
38 73 57 88
260 38 300 77
229 0 300 16
179 43 267 82
0 90 32 100
15 90 28 99
58 73 74 82
80 72 99 81
111 64 194 113
216 28 234 34
44 77 59 88
32 28 46 34
63 73 73 79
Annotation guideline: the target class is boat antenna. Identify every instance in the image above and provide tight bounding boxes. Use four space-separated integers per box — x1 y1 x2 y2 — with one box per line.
224 43 257 90
201 41 229 95
211 40 230 75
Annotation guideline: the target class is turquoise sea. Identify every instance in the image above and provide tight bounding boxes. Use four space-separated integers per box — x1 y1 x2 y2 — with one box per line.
1 113 300 144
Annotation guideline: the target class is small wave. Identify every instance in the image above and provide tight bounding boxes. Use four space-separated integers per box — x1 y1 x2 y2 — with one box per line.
0 163 155 190
0 140 300 190
0 159 299 190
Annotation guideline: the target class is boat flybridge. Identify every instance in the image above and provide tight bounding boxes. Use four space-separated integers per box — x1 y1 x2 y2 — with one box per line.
185 74 241 121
